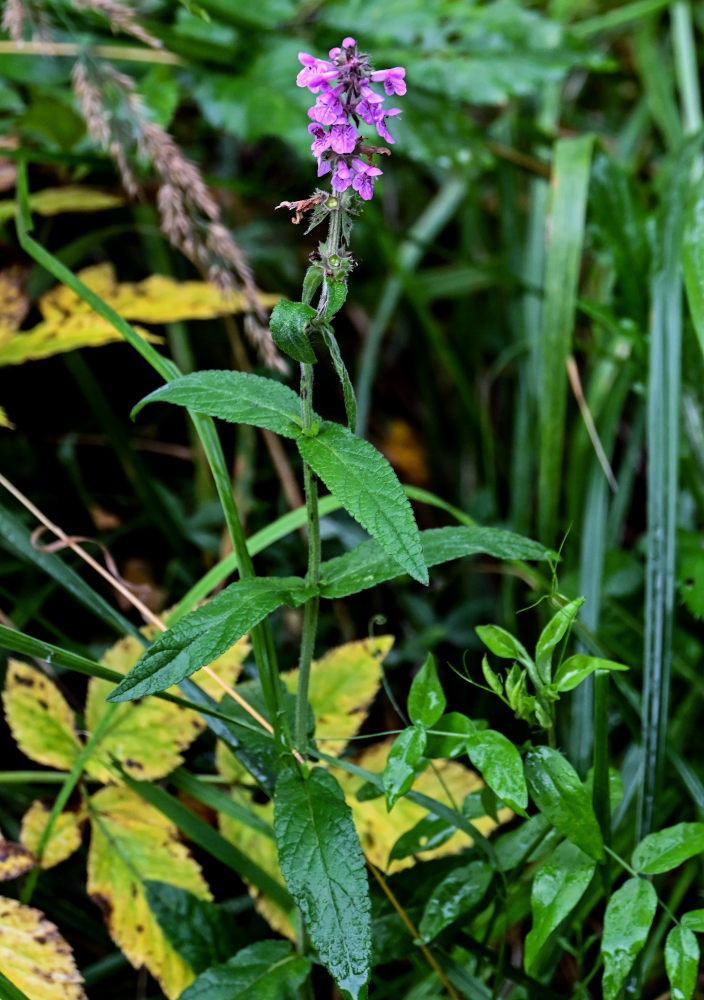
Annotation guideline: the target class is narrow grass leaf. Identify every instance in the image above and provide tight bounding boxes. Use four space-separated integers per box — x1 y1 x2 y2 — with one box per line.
131 370 304 437
538 133 594 542
525 840 595 973
524 747 604 861
601 877 657 1000
178 941 311 1000
107 577 313 702
665 925 699 1000
632 822 704 874
298 421 428 584
274 767 371 999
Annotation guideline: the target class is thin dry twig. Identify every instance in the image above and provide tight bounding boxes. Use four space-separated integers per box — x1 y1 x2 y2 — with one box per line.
566 355 618 492
72 0 162 50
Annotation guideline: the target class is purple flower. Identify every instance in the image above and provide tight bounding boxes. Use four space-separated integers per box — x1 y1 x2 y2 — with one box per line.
297 52 339 92
308 123 332 157
371 67 406 96
308 86 345 125
329 123 358 154
351 159 382 200
332 161 354 192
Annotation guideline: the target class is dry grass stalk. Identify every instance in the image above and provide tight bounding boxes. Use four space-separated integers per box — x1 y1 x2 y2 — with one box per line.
72 0 162 50
1 0 51 42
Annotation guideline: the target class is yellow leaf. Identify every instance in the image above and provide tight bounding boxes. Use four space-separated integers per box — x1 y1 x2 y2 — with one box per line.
281 636 392 757
87 785 210 999
2 661 81 771
0 895 87 1000
331 740 512 874
0 266 29 335
0 406 14 429
218 792 296 941
0 316 161 367
0 836 35 881
20 801 84 870
0 186 124 225
83 632 249 783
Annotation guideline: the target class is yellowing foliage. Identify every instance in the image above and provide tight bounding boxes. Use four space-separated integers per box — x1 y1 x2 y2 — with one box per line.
20 802 84 870
2 661 81 771
87 785 210 999
0 185 124 225
0 895 87 1000
0 834 35 881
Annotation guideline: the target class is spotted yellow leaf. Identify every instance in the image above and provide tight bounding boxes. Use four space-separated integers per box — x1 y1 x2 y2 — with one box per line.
2 660 81 771
0 833 35 881
0 266 29 335
84 632 250 783
0 895 87 1000
0 315 161 366
87 785 210 999
20 801 84 870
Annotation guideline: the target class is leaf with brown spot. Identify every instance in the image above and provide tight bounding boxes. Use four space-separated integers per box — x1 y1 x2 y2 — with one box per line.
0 895 87 1000
0 833 35 882
19 802 84 870
87 785 210 999
2 661 81 771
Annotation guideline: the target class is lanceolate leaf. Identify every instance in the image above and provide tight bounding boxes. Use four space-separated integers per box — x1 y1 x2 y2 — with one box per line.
418 860 493 942
665 925 700 1000
408 653 446 727
298 421 428 585
466 729 528 814
131 370 305 438
178 940 311 1000
553 654 629 692
525 840 596 973
269 298 317 363
535 597 584 683
318 524 553 599
320 324 357 431
524 747 604 861
383 726 428 810
601 878 657 1000
632 822 704 875
108 577 313 702
274 767 371 999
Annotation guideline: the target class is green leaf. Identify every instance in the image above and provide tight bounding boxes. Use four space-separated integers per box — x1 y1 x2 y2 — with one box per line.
178 940 312 1000
481 656 504 698
298 422 428 584
418 860 493 942
683 909 704 932
323 280 347 319
408 653 446 727
632 822 704 875
274 767 371 1000
553 654 629 692
320 324 356 431
388 814 456 862
494 814 552 872
130 370 304 438
683 180 704 363
466 729 528 814
425 712 476 758
383 726 427 810
475 625 534 671
524 840 596 973
318 524 553 599
107 577 313 701
524 747 604 861
270 299 317 364
601 878 657 1000
665 925 700 1000
535 597 584 683
144 881 238 975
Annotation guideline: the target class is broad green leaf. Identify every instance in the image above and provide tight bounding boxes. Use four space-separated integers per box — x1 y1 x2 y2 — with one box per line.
282 636 391 757
682 909 704 932
632 822 704 875
535 597 584 683
298 422 428 585
2 660 81 771
388 814 456 862
665 925 699 1000
467 730 528 814
408 653 446 727
418 860 493 942
383 726 428 810
87 785 210 999
269 298 317 363
475 625 534 670
318 525 554 599
524 747 604 861
425 712 476 758
178 940 311 1000
131 371 304 438
323 281 347 320
0 896 87 1000
107 578 313 702
553 654 629 692
524 840 596 973
320 323 356 431
274 767 371 999
19 801 83 870
86 633 249 782
601 878 657 1000
144 881 239 975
